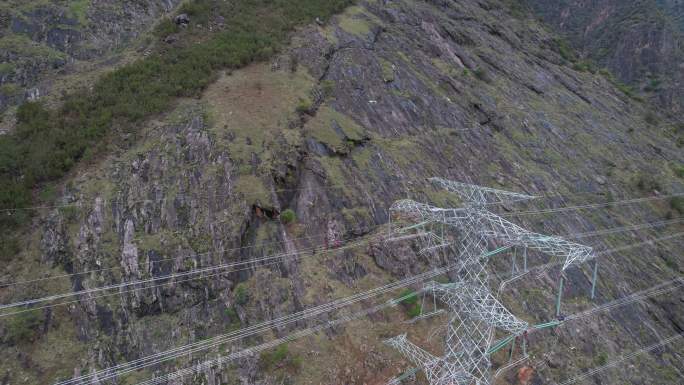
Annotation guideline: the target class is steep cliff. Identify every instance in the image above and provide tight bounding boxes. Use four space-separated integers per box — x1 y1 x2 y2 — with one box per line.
0 1 682 385
521 0 684 116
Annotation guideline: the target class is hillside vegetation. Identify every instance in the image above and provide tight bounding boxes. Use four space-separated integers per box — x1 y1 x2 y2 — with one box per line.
0 0 352 253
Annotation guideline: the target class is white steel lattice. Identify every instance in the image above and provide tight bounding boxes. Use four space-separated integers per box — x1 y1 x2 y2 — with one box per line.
385 178 596 385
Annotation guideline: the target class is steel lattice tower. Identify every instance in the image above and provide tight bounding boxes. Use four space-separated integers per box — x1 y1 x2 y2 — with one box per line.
385 178 596 385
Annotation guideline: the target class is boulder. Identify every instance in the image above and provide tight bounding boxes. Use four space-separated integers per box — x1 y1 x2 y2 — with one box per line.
174 13 190 26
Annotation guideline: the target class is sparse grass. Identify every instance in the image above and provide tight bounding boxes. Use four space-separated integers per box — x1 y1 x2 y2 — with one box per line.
634 173 661 192
320 80 336 98
154 17 179 38
259 343 302 372
572 60 596 73
672 163 684 179
474 67 489 82
644 111 659 125
553 38 576 62
380 58 395 82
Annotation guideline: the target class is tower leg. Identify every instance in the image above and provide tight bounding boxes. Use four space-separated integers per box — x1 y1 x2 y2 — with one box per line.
556 276 564 317
590 261 598 300
511 248 517 275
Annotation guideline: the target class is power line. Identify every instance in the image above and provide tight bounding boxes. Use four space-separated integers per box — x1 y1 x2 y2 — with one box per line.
61 232 682 384
55 252 487 385
0 222 382 289
134 289 429 385
3 215 678 316
0 236 373 317
146 273 684 385
502 193 684 217
556 333 684 385
3 186 680 289
490 277 684 381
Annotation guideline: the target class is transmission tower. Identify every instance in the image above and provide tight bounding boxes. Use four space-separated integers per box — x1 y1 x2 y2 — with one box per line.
384 178 597 385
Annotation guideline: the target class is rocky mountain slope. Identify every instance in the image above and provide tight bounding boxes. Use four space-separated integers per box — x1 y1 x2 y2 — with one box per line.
0 0 181 128
0 0 683 384
521 0 684 117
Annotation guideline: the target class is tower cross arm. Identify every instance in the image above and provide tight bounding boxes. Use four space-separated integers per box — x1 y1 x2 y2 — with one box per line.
390 199 468 225
429 177 537 206
478 211 596 270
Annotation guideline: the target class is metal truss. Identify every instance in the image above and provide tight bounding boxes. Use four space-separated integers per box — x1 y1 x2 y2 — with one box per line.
385 178 596 385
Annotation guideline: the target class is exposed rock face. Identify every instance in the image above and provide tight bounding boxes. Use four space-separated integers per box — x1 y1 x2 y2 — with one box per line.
521 0 684 115
0 0 683 384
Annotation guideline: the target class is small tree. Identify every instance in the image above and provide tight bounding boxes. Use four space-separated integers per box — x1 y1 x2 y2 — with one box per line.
280 209 296 224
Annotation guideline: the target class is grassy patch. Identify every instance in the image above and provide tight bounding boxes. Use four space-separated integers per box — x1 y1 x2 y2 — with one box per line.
338 5 375 37
305 106 366 153
379 58 395 82
68 0 90 26
553 38 576 62
259 343 302 372
3 311 44 345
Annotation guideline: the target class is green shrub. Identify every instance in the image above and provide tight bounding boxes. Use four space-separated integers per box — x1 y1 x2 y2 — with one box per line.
670 197 684 214
155 18 179 38
295 98 312 114
4 311 44 345
280 209 296 224
644 78 661 92
634 173 661 192
260 343 289 369
0 236 20 262
644 111 659 125
234 283 248 305
406 303 422 318
225 306 241 330
179 1 213 24
398 289 422 317
594 352 608 366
